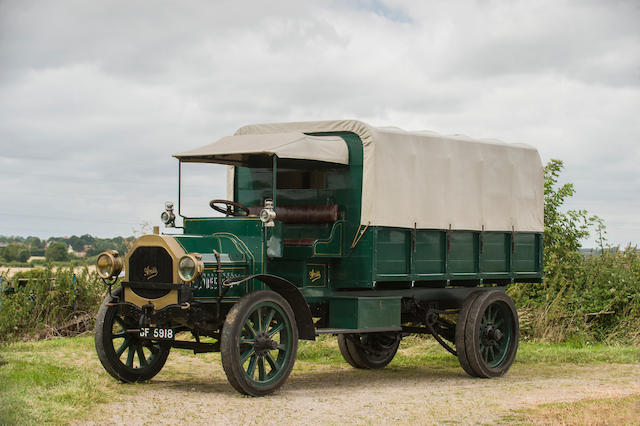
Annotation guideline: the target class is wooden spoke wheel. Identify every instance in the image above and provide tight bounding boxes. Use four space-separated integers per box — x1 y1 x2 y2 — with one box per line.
94 289 170 383
221 290 298 396
455 290 519 378
337 332 401 369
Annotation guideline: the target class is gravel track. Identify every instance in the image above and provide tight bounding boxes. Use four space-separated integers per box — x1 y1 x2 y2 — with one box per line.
79 351 640 425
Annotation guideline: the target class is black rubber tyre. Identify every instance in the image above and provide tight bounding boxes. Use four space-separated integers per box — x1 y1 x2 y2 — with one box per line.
337 334 359 368
455 291 484 377
461 290 519 378
337 332 401 369
220 290 298 396
95 288 170 383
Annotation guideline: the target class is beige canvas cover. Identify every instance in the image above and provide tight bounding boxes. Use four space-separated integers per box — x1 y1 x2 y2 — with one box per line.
234 120 544 233
174 132 348 165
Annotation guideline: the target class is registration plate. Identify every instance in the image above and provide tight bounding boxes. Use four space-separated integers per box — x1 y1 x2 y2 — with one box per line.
138 327 175 340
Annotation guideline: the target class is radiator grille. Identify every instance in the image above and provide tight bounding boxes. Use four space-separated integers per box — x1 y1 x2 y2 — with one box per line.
128 246 173 298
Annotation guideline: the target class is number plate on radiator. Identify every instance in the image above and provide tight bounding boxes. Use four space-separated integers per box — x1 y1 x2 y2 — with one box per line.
138 327 174 340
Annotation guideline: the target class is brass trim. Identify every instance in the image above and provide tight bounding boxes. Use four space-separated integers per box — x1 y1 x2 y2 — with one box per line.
123 235 187 307
124 287 178 310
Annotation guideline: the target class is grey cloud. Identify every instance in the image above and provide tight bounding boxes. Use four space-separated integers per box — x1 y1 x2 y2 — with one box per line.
0 0 639 244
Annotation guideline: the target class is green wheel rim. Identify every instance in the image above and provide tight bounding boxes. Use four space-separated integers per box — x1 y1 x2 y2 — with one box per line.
479 301 513 369
110 314 162 370
237 301 294 387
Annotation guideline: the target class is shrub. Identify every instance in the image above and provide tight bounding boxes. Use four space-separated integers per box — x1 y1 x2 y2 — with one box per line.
509 160 640 344
0 266 105 341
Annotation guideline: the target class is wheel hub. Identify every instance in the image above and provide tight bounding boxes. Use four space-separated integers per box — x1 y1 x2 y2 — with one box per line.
482 325 503 342
253 332 278 355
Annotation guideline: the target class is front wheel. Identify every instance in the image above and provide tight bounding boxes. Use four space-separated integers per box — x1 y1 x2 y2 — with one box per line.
94 289 170 383
220 291 298 396
337 332 401 369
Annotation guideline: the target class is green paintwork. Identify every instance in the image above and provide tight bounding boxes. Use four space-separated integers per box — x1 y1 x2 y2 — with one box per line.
166 130 542 330
175 218 265 299
329 296 401 330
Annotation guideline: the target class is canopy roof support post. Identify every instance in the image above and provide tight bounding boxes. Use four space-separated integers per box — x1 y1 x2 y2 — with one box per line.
178 160 184 218
272 155 278 208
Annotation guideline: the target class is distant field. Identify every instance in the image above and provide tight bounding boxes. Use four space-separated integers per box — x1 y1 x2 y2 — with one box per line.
0 265 96 278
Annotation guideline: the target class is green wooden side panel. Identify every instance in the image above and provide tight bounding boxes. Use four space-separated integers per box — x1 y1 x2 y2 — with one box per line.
329 296 401 329
376 229 410 277
513 233 540 273
332 228 375 289
480 232 509 273
415 230 445 276
448 231 478 275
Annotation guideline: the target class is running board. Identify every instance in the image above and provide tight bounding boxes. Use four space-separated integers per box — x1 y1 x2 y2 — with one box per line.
315 326 402 335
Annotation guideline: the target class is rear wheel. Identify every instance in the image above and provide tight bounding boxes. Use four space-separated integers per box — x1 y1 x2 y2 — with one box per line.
455 291 484 377
221 291 298 396
457 290 519 378
337 332 401 369
94 289 170 382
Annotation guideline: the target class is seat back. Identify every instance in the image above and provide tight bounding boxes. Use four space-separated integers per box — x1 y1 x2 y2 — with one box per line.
249 204 338 224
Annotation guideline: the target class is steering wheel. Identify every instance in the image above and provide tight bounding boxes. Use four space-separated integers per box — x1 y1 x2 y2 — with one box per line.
209 199 250 217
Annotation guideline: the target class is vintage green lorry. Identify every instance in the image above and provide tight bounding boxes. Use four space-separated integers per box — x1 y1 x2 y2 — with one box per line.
94 120 543 396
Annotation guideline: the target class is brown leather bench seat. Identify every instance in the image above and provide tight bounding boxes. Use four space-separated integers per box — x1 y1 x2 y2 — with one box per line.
249 204 338 246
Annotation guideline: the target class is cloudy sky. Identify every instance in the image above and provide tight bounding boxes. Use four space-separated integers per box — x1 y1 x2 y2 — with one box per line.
1 0 639 247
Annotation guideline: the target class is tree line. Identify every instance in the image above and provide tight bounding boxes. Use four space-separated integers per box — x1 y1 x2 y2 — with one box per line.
0 235 134 264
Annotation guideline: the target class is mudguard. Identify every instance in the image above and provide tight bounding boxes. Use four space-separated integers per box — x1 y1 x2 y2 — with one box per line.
227 274 316 340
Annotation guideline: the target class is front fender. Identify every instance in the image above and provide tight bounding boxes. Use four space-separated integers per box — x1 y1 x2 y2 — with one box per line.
227 274 316 340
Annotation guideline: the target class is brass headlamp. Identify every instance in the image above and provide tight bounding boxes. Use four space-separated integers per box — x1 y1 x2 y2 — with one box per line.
96 250 123 279
178 253 204 282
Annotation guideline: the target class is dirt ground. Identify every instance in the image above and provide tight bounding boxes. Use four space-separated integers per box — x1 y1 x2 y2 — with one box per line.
78 352 640 425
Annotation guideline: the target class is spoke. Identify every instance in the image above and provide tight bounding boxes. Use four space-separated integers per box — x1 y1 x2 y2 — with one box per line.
126 346 135 367
486 306 493 324
112 331 127 338
491 307 499 323
145 342 160 355
257 307 262 332
246 354 258 379
267 323 284 337
494 318 504 328
258 356 265 381
265 352 280 372
114 316 127 331
240 347 256 364
262 308 276 333
243 319 258 338
239 338 255 346
277 343 288 351
115 338 130 357
488 346 495 362
137 346 148 367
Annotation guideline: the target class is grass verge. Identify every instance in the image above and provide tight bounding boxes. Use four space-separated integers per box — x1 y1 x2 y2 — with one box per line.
1 335 639 424
0 337 128 424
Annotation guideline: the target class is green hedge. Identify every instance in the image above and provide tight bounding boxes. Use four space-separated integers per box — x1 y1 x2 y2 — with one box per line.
0 266 105 341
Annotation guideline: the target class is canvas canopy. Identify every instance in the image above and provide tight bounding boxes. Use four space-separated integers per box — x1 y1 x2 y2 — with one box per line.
234 120 544 233
173 132 349 166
